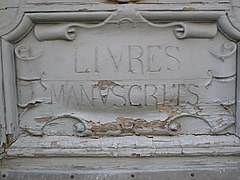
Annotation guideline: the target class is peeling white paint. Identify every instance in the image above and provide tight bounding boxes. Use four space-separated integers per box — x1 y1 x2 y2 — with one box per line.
0 0 240 157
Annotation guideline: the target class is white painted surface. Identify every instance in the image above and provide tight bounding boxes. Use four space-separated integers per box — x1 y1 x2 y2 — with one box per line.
0 0 240 157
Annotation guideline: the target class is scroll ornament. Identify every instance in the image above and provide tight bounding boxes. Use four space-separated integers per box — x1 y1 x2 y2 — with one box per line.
34 24 77 41
15 44 44 60
208 42 237 78
34 12 115 41
173 23 217 39
34 14 218 41
137 12 218 39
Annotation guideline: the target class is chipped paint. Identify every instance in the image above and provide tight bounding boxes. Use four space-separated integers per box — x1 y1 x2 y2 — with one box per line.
90 117 171 136
182 7 196 11
93 80 119 90
1 0 240 158
50 141 60 148
18 101 235 138
106 0 140 3
34 117 52 123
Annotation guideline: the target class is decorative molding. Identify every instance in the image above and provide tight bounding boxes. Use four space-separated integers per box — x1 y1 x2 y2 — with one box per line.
7 134 240 157
208 41 236 78
227 0 240 36
34 12 116 41
19 105 234 137
137 12 218 39
1 11 240 43
137 11 224 22
35 24 77 41
41 114 86 136
237 41 240 135
34 15 218 41
15 44 45 60
0 38 6 147
1 7 240 156
139 11 240 41
3 12 114 43
208 42 237 61
3 16 34 44
17 72 48 91
1 39 19 146
217 15 240 41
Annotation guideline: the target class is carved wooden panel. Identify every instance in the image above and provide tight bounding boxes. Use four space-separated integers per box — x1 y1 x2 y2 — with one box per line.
15 12 236 137
1 1 240 157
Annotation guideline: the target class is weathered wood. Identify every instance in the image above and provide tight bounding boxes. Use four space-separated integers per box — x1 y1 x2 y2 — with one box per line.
1 156 240 180
6 135 240 157
237 42 240 136
24 0 230 4
1 39 19 146
0 0 240 159
0 1 231 38
0 38 6 148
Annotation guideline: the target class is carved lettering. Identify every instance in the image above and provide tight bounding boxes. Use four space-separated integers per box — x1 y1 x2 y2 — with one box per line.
111 85 127 107
128 85 142 106
187 84 199 104
94 47 99 73
75 49 91 73
107 47 123 72
165 46 181 71
144 84 158 106
162 84 166 104
80 85 94 108
75 45 182 76
51 84 65 107
177 84 186 105
67 85 80 108
147 45 162 72
49 82 204 109
98 86 111 107
128 45 144 75
13 13 237 144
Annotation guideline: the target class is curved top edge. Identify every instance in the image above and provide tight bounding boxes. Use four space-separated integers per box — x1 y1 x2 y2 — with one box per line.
3 15 34 43
139 11 224 22
2 11 115 43
217 14 240 41
28 12 114 23
3 10 240 43
140 11 240 41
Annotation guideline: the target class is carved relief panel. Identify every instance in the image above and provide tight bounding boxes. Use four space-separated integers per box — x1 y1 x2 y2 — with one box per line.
1 1 240 157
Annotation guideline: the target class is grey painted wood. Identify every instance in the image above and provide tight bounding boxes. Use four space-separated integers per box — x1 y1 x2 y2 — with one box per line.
0 0 240 158
24 0 230 4
237 42 240 136
0 156 240 180
1 40 18 145
0 38 6 147
6 135 240 157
